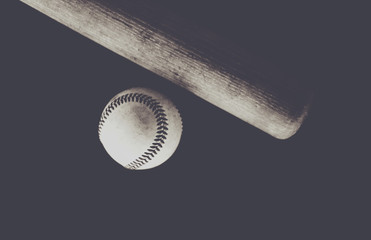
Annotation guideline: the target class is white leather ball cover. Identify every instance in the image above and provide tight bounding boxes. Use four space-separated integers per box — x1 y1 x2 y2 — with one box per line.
98 88 182 170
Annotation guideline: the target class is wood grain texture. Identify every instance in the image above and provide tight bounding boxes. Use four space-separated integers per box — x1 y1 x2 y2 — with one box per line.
20 0 313 139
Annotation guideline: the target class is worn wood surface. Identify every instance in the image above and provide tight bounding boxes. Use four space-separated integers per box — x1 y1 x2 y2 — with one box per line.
20 0 313 139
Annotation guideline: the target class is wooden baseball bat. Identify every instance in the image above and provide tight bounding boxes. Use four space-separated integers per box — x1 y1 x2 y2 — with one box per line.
20 0 313 139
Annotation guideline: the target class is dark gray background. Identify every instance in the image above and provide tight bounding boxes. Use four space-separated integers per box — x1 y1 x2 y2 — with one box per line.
2 1 369 239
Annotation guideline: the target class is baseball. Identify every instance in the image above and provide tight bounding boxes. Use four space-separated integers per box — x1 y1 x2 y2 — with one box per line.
98 87 183 170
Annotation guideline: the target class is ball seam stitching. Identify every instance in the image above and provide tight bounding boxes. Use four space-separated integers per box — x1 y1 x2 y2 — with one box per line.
98 93 168 170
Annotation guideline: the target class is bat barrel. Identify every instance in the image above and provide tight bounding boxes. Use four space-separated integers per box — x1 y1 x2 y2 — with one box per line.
20 0 313 139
